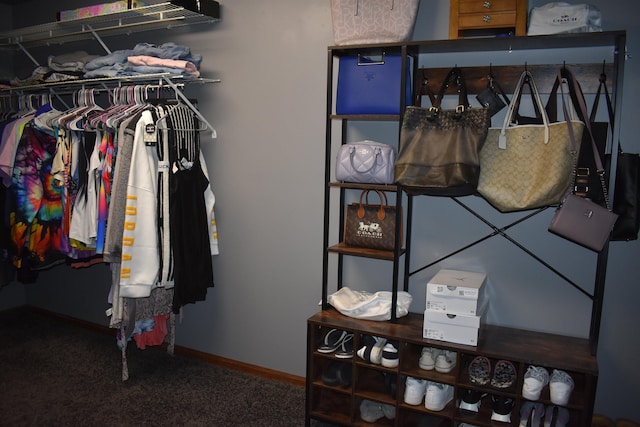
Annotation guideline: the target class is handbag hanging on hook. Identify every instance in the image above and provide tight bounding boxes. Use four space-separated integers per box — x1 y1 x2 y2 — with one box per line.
591 71 640 241
395 67 490 196
476 68 510 118
477 69 584 212
547 67 618 251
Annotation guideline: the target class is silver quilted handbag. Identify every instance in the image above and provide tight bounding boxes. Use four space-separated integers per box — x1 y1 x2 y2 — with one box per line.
335 140 396 184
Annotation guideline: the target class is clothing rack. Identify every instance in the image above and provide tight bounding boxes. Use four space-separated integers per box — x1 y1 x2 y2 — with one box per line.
1 74 220 139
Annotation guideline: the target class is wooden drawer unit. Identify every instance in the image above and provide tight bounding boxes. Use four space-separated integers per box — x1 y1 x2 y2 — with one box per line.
450 0 527 39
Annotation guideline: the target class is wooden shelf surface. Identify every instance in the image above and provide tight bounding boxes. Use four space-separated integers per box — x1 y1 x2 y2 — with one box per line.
308 309 598 376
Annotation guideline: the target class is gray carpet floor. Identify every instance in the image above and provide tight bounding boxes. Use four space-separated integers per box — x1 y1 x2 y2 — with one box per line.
0 307 308 427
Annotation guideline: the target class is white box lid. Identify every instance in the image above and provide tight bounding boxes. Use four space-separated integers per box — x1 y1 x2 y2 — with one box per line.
427 269 487 298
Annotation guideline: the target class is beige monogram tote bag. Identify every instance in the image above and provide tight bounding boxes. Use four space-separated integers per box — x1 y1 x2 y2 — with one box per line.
477 71 584 212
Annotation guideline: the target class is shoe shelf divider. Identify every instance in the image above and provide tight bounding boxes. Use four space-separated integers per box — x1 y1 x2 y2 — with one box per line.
310 31 627 427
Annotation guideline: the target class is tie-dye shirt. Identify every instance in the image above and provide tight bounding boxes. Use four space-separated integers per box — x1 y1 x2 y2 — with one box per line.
10 123 65 270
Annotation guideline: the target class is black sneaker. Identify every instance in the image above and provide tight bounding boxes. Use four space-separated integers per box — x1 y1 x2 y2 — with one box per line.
381 340 399 368
321 361 352 387
491 395 515 423
459 389 484 412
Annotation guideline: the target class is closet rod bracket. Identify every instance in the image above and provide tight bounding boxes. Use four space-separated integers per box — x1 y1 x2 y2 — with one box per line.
16 41 40 67
161 75 217 139
85 24 112 55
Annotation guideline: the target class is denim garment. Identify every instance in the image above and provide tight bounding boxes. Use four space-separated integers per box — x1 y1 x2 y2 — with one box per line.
132 42 202 67
48 50 100 72
84 65 125 79
84 50 134 71
124 65 192 76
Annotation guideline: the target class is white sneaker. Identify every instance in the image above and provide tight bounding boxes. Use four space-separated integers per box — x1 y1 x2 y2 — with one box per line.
404 376 428 405
549 369 574 405
418 347 441 370
359 399 383 423
435 350 457 373
522 366 550 401
424 381 454 411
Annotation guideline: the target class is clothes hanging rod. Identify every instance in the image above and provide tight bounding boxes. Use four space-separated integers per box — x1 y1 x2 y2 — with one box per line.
1 74 220 94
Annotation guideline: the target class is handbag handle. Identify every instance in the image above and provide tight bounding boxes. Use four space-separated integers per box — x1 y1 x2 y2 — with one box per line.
415 76 438 107
357 190 389 220
591 71 624 154
487 73 512 107
348 144 382 174
556 67 613 210
509 74 545 124
499 71 550 149
545 74 581 123
432 67 470 111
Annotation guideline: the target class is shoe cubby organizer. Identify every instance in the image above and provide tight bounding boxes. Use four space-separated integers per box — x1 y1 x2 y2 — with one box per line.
306 309 597 426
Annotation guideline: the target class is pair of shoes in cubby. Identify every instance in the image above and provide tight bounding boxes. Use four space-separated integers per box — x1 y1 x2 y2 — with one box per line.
519 402 570 427
523 366 574 405
458 390 514 423
359 399 395 423
317 329 353 358
382 372 397 399
419 347 457 373
321 360 352 387
357 335 399 368
468 356 517 389
403 376 453 411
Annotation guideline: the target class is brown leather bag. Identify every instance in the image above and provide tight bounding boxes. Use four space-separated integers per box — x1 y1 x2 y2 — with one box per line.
344 190 401 251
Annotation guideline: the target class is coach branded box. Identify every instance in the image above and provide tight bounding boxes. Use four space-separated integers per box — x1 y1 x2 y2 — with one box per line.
425 269 487 316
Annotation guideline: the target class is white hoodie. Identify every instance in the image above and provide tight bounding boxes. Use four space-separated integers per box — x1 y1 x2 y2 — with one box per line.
119 110 159 298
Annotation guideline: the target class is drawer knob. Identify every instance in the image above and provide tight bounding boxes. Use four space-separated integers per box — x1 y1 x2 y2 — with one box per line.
483 1 491 8
483 15 492 22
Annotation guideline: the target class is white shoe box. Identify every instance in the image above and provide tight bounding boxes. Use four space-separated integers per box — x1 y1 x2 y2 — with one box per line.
423 299 487 346
425 269 487 316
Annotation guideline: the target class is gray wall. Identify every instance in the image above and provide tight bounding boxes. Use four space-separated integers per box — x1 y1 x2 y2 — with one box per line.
2 0 638 419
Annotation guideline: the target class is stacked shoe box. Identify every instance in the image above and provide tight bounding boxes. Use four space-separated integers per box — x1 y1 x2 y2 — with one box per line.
423 269 488 346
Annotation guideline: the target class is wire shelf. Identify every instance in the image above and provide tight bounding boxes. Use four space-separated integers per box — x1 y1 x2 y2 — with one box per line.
0 2 220 48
